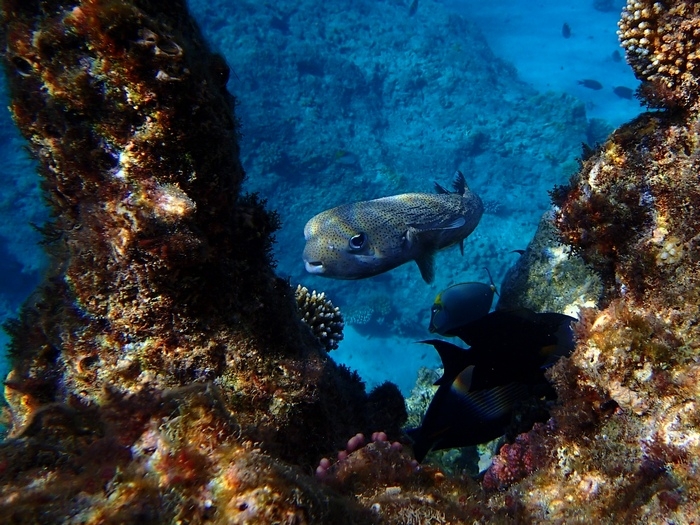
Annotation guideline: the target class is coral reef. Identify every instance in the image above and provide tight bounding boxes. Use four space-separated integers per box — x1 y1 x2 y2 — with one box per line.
3 0 700 522
315 433 496 524
295 285 344 351
0 0 405 521
342 293 397 336
484 0 700 517
618 0 700 110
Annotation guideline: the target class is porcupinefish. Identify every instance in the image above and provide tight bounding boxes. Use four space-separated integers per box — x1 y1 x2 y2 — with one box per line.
408 308 576 462
302 171 483 283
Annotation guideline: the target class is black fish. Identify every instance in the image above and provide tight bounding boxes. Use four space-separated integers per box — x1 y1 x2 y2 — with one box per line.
611 50 622 62
578 79 603 90
407 309 576 462
562 23 571 38
613 86 634 100
409 0 418 16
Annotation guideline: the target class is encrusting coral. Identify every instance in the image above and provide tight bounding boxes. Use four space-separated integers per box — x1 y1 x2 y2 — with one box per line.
295 285 344 351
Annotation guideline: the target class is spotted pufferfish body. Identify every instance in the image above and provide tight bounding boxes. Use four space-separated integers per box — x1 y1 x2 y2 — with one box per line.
303 172 483 283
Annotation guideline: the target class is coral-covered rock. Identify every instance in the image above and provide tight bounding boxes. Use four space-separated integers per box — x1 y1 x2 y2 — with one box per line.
502 70 700 523
618 0 700 110
0 0 405 521
497 211 603 315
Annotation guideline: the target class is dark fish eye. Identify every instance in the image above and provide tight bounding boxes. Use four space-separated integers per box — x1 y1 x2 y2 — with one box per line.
349 232 367 251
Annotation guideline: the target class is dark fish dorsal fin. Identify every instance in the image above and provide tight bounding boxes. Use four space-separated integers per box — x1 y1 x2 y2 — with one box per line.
420 339 473 386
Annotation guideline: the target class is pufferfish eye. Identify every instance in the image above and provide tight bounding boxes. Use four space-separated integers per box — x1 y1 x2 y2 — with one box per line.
348 232 368 251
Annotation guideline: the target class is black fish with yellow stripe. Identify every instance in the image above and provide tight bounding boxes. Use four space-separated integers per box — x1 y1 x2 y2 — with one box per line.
407 308 576 462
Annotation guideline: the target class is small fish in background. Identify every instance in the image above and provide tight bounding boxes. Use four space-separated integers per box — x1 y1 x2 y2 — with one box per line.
562 22 571 38
613 86 634 100
578 79 603 90
407 308 577 462
409 0 419 16
303 171 483 283
611 50 622 62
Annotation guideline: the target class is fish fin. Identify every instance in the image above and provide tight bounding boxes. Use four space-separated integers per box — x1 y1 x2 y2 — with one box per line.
415 251 435 283
410 216 466 232
434 181 449 194
460 382 530 421
452 170 467 195
419 339 473 386
451 365 475 394
406 426 433 463
434 171 468 195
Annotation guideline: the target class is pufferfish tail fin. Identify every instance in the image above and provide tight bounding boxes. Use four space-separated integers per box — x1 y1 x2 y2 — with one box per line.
434 170 467 196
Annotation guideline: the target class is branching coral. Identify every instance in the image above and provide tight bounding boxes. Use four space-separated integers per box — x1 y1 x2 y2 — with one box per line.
295 284 344 351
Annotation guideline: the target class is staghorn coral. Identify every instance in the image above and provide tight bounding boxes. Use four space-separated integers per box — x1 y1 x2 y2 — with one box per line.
618 0 700 110
295 284 344 351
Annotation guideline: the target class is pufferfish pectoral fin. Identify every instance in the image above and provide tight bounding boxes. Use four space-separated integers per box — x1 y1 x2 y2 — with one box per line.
415 251 436 283
404 226 436 283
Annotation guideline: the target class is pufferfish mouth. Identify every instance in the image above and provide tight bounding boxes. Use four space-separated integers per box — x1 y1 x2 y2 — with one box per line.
304 260 325 274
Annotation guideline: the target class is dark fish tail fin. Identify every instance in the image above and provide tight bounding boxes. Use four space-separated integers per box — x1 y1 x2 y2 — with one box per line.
406 426 431 463
420 339 473 386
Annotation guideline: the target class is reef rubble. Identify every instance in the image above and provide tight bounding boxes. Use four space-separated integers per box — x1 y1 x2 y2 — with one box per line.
1 0 700 523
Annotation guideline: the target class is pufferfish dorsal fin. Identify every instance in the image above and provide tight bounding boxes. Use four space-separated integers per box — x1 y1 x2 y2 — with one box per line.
433 170 467 195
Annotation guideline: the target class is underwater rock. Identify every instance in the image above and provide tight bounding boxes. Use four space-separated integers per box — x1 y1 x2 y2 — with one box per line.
498 46 700 521
497 211 603 315
0 0 406 521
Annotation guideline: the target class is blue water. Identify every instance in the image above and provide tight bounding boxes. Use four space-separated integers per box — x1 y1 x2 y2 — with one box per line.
0 0 639 396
